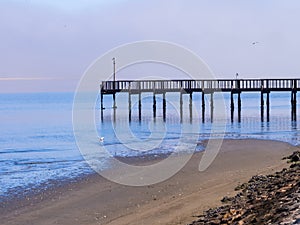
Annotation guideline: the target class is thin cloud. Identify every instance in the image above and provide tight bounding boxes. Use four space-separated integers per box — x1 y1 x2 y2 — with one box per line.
0 77 66 81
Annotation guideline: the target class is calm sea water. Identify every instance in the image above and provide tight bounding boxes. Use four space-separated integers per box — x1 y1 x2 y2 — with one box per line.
0 92 300 198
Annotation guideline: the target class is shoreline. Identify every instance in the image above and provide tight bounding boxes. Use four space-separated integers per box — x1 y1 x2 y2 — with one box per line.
0 137 298 206
0 139 297 225
0 151 172 210
0 138 280 202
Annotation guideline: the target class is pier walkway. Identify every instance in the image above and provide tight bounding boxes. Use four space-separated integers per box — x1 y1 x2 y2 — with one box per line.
100 79 299 122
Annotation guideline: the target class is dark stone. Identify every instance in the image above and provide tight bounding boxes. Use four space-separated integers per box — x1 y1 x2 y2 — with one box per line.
221 196 233 203
291 153 300 162
189 151 300 225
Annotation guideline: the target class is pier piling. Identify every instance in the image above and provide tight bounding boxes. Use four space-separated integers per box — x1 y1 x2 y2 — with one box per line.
100 93 104 121
267 92 270 122
153 93 156 119
291 90 297 121
261 92 264 122
230 92 234 123
113 93 116 109
128 93 132 122
238 92 241 123
189 92 193 122
180 91 183 123
163 92 166 121
138 93 141 121
202 92 205 123
100 78 299 123
210 92 214 122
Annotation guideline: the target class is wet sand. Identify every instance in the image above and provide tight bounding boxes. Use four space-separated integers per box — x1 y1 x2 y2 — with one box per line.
0 139 296 225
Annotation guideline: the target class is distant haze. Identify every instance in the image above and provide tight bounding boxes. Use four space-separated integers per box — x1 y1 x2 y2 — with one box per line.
1 0 300 92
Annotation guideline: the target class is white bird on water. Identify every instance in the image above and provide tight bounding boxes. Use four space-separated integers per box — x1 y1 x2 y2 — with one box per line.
99 137 104 142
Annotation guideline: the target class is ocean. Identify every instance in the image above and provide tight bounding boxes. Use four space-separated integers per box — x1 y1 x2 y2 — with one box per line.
0 92 299 198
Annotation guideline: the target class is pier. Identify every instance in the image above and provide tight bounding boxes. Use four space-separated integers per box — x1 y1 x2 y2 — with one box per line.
100 79 299 122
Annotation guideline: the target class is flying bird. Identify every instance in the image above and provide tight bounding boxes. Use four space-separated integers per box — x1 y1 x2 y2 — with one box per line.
99 137 104 142
252 41 259 45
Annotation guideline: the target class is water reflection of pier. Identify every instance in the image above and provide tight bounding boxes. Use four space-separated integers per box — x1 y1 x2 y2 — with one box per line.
100 79 299 122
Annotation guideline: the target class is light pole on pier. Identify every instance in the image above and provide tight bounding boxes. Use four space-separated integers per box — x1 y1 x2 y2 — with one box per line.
112 57 117 109
112 57 116 82
235 73 239 80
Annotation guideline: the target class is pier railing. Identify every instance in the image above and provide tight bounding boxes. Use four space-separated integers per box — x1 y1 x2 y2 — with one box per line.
101 79 299 93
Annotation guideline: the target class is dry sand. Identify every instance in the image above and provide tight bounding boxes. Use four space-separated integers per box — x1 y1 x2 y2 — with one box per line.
0 139 296 225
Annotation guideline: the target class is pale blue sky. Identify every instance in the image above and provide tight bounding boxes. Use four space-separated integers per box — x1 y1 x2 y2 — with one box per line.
1 0 300 92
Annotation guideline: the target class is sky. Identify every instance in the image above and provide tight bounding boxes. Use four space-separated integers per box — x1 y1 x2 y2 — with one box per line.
1 0 300 92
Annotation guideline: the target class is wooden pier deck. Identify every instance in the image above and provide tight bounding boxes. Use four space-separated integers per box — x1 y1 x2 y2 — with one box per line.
100 79 299 122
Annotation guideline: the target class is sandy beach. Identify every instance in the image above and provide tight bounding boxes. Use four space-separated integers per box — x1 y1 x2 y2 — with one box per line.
0 139 296 225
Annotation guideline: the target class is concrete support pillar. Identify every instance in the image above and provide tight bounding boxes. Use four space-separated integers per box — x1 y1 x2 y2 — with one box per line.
189 92 193 123
202 92 205 123
163 92 166 122
261 92 264 122
128 93 132 122
138 93 142 121
180 91 183 123
238 92 241 123
210 92 214 122
153 93 156 119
